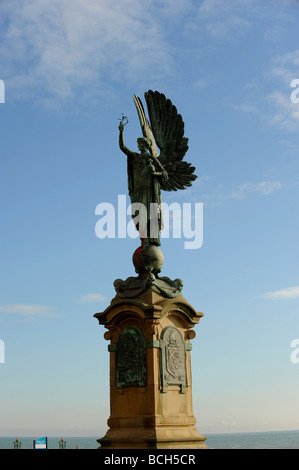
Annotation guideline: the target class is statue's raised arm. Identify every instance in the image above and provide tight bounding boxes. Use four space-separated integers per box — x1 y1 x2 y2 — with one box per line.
118 115 136 158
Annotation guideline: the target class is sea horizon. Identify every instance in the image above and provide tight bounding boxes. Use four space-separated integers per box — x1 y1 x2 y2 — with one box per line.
1 428 299 449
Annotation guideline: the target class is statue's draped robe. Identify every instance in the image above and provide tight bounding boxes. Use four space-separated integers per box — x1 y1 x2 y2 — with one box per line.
127 152 162 246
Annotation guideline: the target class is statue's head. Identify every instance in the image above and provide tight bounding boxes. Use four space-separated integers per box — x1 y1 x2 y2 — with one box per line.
137 137 152 152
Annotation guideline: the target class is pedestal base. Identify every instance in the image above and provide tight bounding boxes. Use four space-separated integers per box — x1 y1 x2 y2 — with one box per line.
98 425 207 449
94 281 207 449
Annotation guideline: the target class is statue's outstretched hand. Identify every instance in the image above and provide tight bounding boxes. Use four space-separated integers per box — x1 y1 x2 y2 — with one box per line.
118 114 128 132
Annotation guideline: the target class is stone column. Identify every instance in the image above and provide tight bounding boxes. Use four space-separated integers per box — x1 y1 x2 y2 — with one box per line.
94 280 207 449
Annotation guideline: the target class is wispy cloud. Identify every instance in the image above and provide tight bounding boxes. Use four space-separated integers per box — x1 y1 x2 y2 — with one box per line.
264 25 287 43
221 420 238 426
266 90 299 132
226 181 283 199
264 50 299 131
270 50 299 86
0 304 59 317
228 102 259 114
0 0 172 106
196 0 255 40
278 139 299 155
223 49 299 132
77 293 107 304
260 286 299 299
200 180 283 206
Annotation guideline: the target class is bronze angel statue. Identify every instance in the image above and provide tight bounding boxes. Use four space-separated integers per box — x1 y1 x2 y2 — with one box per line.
118 90 197 248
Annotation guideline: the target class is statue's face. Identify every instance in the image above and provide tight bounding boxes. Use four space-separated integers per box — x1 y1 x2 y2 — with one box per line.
137 139 147 151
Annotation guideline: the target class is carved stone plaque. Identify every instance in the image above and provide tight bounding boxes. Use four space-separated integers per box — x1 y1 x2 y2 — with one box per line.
115 326 147 389
160 326 187 393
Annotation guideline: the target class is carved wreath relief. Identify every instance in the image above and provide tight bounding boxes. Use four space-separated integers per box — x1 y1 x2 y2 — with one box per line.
115 326 147 389
160 326 187 392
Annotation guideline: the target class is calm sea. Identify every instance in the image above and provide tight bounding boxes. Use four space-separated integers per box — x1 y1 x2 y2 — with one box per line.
0 430 298 449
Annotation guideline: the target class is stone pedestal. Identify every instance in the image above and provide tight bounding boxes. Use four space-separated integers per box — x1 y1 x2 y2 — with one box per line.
94 277 207 449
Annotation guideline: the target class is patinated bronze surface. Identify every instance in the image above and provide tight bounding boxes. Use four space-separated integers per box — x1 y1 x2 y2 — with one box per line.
119 90 197 249
115 326 147 389
118 90 198 282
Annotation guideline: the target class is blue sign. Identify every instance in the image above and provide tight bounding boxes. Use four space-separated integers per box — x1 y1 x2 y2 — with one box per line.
33 437 47 449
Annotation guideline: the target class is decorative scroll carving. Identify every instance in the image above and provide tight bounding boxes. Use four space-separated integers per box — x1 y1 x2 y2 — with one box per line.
114 275 183 299
185 330 196 340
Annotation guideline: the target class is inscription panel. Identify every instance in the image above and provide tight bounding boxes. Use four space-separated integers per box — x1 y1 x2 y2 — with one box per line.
115 326 147 388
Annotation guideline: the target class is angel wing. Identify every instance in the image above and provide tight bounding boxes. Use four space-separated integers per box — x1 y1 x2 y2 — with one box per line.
133 90 197 192
133 94 159 158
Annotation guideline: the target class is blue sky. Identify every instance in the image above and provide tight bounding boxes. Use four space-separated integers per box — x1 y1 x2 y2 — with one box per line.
0 0 298 438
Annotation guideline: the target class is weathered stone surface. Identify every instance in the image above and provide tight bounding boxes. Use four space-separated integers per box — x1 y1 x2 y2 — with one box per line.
94 286 207 449
113 273 183 299
160 326 187 393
